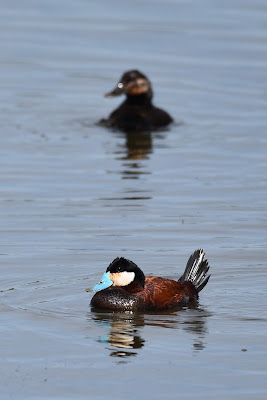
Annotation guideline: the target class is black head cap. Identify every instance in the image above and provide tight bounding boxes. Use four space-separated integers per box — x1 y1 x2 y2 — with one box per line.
120 70 149 84
106 257 146 287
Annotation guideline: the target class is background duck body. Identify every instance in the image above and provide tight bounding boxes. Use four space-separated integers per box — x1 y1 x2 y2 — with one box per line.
108 101 173 132
90 249 210 312
103 70 173 132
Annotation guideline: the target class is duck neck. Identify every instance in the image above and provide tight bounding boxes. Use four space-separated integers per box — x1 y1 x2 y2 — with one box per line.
124 280 144 294
126 92 152 107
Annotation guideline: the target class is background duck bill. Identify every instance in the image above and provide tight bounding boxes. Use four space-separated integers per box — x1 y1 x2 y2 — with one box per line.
104 86 124 97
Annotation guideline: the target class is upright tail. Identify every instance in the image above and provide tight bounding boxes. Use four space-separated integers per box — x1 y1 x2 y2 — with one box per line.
178 249 210 293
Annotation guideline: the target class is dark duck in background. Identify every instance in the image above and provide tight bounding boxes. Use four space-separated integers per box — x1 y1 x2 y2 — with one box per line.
101 70 173 132
88 249 210 312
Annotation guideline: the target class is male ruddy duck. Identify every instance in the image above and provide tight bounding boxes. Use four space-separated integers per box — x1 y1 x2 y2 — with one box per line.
89 249 210 312
103 70 173 132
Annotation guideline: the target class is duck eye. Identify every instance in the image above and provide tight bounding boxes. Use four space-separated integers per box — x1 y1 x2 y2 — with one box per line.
118 82 123 89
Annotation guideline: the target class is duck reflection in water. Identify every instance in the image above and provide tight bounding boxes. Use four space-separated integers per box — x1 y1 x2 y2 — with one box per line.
115 130 155 180
91 305 210 361
92 312 145 359
123 130 152 160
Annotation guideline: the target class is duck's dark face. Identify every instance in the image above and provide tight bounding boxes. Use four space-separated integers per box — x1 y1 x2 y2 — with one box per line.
92 257 145 292
105 70 152 98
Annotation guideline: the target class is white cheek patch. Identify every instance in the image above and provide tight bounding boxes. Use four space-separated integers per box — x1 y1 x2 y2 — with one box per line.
136 78 147 86
134 79 148 93
110 271 135 287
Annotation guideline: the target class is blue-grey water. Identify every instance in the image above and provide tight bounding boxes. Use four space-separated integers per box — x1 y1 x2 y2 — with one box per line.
1 0 267 398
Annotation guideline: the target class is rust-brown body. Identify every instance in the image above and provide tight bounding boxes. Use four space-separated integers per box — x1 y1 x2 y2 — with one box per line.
91 275 198 312
139 276 198 310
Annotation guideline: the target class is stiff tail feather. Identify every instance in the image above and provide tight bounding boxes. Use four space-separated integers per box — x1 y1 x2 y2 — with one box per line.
178 249 210 293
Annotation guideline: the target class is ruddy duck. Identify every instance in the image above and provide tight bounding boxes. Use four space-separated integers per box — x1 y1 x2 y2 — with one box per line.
102 70 173 132
88 249 210 312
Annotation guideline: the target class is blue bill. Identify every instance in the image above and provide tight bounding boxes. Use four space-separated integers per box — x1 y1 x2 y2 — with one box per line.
92 272 113 291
